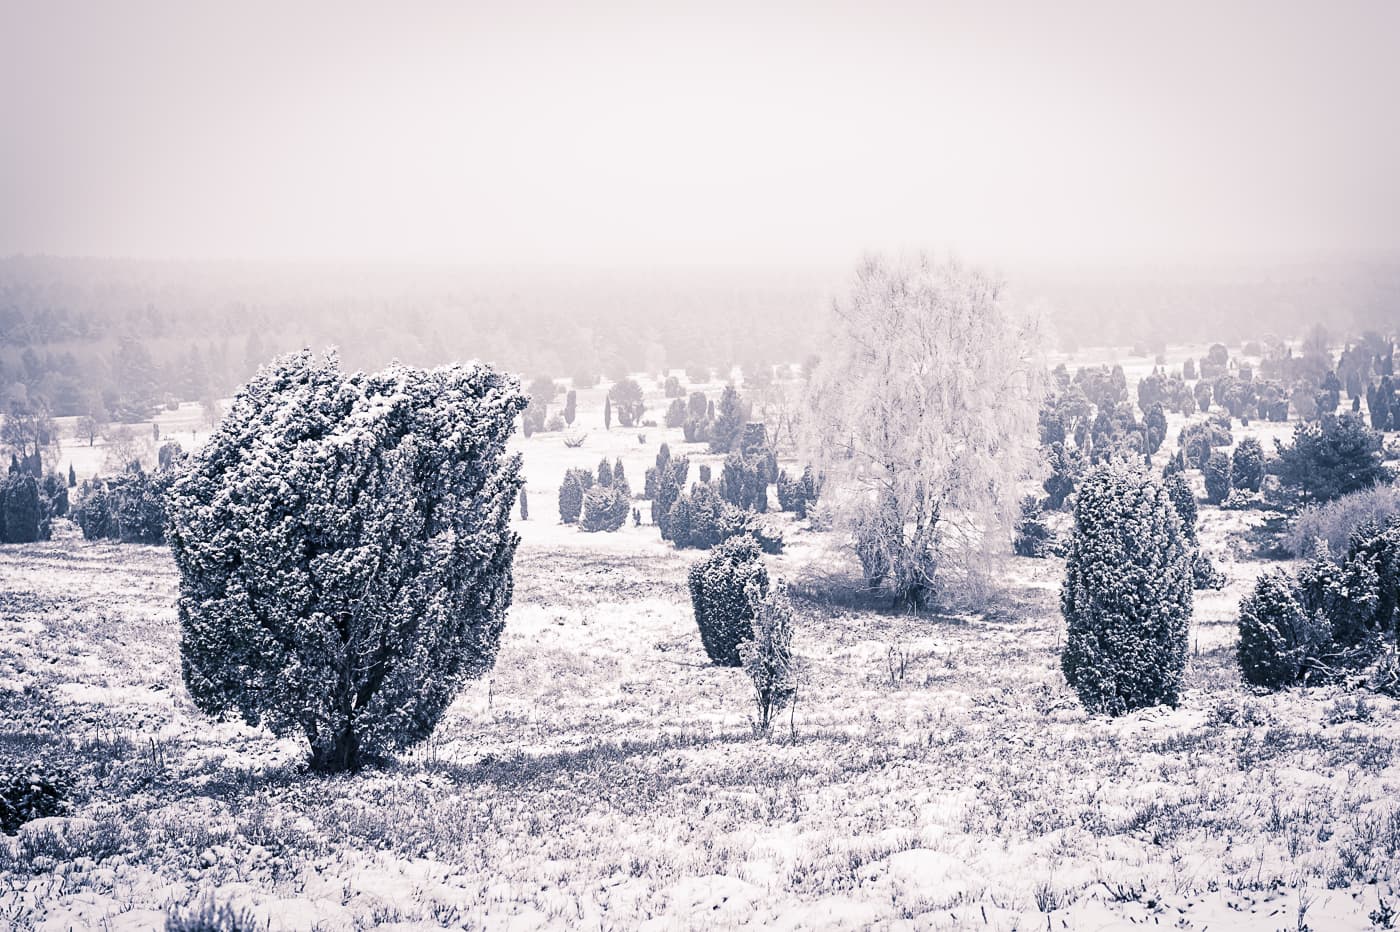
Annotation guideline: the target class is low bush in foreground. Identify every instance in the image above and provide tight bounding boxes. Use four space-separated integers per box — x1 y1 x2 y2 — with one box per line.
739 578 797 735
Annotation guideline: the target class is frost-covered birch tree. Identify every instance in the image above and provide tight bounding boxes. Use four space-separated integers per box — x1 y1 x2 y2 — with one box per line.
802 255 1047 608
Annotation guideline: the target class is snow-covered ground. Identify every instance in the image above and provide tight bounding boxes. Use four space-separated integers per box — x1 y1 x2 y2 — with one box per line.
5 356 1400 930
3 508 1400 929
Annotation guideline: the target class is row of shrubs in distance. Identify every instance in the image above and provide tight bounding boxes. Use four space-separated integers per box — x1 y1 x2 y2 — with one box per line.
558 433 819 553
557 458 634 532
1042 408 1392 536
524 377 758 456
1044 336 1396 451
0 467 69 543
70 442 187 544
0 443 188 547
1021 445 1226 589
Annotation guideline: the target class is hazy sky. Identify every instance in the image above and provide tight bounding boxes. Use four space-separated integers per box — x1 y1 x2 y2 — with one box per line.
2 0 1397 268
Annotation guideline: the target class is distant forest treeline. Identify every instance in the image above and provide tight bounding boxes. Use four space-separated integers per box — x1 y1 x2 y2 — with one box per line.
0 256 1397 423
0 257 827 422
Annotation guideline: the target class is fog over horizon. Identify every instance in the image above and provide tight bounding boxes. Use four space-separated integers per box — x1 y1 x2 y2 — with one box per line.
3 0 1399 272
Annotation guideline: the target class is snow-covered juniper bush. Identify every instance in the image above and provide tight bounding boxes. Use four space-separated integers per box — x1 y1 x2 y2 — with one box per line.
1230 437 1264 493
651 449 688 538
581 478 629 532
0 472 47 543
1163 471 1197 543
689 534 769 666
1203 450 1232 505
557 467 592 524
776 465 819 519
1234 537 1389 691
167 351 527 772
1061 461 1193 715
74 468 176 544
1237 569 1330 689
1042 441 1084 512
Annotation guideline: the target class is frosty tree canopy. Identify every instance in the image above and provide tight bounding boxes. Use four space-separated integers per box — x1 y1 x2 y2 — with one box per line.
167 351 527 771
803 254 1047 609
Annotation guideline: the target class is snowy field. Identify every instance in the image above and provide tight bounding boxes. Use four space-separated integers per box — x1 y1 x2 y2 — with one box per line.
3 356 1400 930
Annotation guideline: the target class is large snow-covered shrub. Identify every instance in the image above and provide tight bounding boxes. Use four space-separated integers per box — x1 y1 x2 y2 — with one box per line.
1237 570 1329 689
688 535 768 666
167 352 526 772
1061 461 1193 715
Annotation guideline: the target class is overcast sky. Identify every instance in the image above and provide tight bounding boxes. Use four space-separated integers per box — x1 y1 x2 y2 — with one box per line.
2 0 1397 269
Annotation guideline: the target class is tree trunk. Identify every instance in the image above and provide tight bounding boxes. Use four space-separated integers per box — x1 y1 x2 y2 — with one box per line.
308 722 360 772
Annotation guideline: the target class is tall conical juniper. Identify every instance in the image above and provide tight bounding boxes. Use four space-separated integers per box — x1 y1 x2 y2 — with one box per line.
167 351 526 771
1061 460 1193 715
